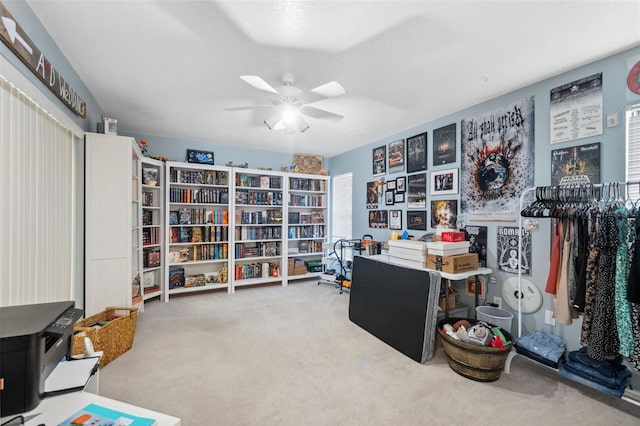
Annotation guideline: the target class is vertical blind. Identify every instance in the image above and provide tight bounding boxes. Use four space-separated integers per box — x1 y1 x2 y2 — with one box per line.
626 104 640 201
331 172 353 240
0 74 76 306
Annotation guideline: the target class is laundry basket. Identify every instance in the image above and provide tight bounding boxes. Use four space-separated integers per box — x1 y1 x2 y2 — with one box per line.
475 306 513 334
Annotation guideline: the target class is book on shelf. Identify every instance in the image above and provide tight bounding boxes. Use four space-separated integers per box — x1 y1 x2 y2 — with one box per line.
57 403 156 426
169 267 185 289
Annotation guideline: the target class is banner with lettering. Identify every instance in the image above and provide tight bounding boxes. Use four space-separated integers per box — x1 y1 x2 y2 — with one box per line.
460 97 535 218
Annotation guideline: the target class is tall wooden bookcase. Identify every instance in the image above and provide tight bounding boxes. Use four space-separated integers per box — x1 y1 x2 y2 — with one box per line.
85 133 144 316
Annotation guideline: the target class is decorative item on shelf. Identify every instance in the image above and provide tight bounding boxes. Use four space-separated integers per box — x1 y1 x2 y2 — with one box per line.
226 161 249 168
137 138 148 156
258 167 273 171
186 149 214 165
293 154 323 174
217 264 228 283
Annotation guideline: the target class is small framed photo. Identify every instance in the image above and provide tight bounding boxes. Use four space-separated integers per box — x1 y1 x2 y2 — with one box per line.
465 276 486 297
396 176 406 192
385 190 395 205
389 210 403 230
430 168 458 195
394 192 405 203
186 149 214 165
407 210 427 231
387 180 396 190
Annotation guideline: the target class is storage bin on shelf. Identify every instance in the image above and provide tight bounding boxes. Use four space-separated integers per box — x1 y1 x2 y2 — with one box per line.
437 317 513 382
72 306 139 368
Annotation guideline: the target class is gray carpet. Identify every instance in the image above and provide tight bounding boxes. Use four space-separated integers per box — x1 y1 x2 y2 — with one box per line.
99 280 640 425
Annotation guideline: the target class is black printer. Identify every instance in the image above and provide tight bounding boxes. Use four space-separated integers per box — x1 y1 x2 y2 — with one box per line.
0 301 83 417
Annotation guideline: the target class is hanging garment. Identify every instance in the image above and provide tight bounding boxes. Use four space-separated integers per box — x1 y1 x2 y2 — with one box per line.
581 214 601 347
627 213 640 370
545 218 563 295
587 210 620 361
555 221 578 325
614 205 634 357
572 217 589 312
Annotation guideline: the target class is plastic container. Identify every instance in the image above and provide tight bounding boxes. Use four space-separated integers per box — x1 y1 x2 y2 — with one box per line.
475 306 513 334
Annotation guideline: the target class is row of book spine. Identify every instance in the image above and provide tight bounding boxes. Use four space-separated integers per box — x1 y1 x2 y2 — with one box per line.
287 225 325 239
289 178 326 191
287 211 325 224
235 175 282 189
289 194 324 207
169 187 229 204
235 242 280 258
234 262 279 280
235 226 282 241
236 209 282 224
235 190 283 206
170 226 229 243
142 191 154 206
296 240 323 253
142 227 160 245
170 169 228 185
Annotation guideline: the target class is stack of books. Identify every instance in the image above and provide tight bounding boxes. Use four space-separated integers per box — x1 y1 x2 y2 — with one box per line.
388 239 429 268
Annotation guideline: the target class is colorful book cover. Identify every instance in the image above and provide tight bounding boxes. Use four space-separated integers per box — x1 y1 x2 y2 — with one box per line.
57 403 155 425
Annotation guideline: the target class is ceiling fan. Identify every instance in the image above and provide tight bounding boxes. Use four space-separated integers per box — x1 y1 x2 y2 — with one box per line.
225 73 346 133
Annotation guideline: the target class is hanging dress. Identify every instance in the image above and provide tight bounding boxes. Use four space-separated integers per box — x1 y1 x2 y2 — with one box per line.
614 204 634 357
581 213 601 347
627 212 640 370
545 218 563 295
572 216 589 312
587 210 620 361
555 221 578 324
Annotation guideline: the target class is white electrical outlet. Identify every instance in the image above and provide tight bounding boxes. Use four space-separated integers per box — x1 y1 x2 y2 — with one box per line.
545 310 556 326
493 296 502 309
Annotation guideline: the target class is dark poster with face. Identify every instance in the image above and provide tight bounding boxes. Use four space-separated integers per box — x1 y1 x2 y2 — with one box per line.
433 123 456 165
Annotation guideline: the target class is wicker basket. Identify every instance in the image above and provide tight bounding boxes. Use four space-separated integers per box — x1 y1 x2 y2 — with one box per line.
437 317 513 382
73 306 139 368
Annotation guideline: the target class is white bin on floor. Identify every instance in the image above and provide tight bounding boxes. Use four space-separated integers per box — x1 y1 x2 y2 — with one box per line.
476 306 513 333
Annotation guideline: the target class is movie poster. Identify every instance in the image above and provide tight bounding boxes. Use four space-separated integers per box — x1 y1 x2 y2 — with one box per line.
497 226 531 275
464 225 487 267
388 139 405 173
407 173 427 209
368 210 388 229
372 145 386 175
550 73 603 144
433 123 456 165
430 199 457 230
460 97 535 218
366 180 381 209
551 142 601 186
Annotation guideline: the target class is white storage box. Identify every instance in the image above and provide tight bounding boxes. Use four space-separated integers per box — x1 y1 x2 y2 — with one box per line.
426 241 470 256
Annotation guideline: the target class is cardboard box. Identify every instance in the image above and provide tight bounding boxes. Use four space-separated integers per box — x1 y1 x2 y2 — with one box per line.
440 231 465 242
427 253 479 274
438 287 457 310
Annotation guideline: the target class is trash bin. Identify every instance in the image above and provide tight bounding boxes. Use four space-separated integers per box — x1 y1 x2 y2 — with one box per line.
476 305 513 334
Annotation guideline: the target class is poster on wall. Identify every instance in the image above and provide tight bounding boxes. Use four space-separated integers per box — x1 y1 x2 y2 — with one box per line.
407 173 427 209
464 225 488 267
432 123 456 165
497 226 531 275
366 180 382 209
368 210 388 229
627 55 640 102
460 97 535 218
430 200 457 230
406 133 427 173
372 145 387 175
407 211 427 231
550 73 603 144
551 142 601 186
387 139 405 173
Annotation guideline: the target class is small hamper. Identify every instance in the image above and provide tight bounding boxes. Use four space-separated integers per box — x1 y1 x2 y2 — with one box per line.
72 306 139 368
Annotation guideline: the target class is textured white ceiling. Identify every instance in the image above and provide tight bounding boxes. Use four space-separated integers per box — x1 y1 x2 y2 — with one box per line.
26 1 640 157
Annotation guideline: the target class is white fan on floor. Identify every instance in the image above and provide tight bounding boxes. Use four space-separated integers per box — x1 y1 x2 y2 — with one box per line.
225 73 346 134
501 277 543 314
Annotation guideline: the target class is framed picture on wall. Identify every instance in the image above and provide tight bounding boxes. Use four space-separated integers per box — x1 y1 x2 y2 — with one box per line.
385 190 394 205
407 211 427 230
432 123 456 165
388 139 405 173
407 173 427 208
406 132 427 173
387 180 396 191
389 210 402 230
372 145 387 175
430 168 458 195
186 149 214 165
394 192 405 203
396 176 406 192
431 199 458 230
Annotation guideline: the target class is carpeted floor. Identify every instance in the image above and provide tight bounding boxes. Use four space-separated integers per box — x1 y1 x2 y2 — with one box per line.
99 280 640 425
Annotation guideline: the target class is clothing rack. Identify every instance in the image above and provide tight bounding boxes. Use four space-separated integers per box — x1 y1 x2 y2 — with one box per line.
514 181 640 408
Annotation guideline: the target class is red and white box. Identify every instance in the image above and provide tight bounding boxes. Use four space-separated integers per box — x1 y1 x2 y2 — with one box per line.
441 231 465 242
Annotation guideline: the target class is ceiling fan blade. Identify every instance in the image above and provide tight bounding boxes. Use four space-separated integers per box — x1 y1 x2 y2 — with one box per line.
224 105 273 111
240 75 279 94
299 105 344 122
310 81 346 98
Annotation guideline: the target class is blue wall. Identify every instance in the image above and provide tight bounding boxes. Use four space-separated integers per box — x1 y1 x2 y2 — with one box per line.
331 46 640 362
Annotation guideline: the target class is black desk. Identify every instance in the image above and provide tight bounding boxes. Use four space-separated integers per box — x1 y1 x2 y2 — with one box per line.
348 256 441 363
